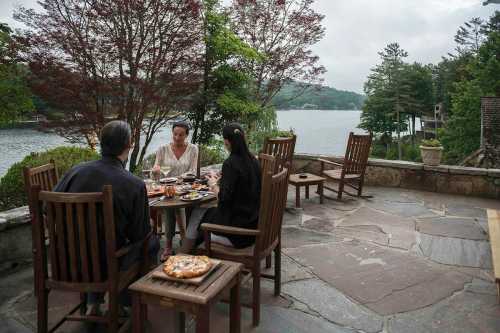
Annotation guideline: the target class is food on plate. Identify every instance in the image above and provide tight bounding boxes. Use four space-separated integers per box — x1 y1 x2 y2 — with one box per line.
163 255 213 279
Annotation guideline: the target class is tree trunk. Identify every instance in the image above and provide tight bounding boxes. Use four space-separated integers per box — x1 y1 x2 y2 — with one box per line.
411 114 416 146
396 104 402 160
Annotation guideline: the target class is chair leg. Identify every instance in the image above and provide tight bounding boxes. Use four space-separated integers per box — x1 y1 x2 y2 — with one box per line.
252 265 261 326
357 179 364 197
265 255 272 269
108 291 119 333
337 181 344 200
274 245 281 296
79 293 87 315
37 288 48 333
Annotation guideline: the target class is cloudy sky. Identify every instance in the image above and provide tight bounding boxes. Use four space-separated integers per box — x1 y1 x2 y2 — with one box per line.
1 0 498 93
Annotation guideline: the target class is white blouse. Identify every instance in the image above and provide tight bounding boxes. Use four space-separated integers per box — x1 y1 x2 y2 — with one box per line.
154 143 199 177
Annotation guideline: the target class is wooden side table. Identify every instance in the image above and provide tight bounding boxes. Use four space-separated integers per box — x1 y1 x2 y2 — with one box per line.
289 173 326 208
130 260 243 333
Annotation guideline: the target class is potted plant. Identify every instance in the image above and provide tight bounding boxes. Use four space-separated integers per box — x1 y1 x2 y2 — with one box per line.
420 139 443 166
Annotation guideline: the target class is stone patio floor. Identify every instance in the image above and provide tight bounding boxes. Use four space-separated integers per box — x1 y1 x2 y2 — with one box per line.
2 185 500 332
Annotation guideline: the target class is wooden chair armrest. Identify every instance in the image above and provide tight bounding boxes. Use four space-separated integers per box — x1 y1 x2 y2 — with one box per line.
318 158 344 167
200 223 260 236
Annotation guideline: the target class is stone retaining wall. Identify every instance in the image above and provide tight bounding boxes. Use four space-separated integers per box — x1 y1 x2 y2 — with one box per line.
0 206 32 269
292 154 500 199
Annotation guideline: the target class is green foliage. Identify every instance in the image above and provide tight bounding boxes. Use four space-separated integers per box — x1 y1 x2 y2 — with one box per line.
200 141 227 167
420 139 442 147
371 137 421 162
271 81 365 110
441 80 482 164
0 146 99 211
188 0 266 144
247 129 295 154
473 31 500 96
0 23 34 125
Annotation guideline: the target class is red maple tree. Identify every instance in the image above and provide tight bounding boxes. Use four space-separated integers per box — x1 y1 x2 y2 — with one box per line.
230 0 326 107
15 0 203 171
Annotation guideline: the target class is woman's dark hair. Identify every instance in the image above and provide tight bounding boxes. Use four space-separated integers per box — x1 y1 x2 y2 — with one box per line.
222 123 254 163
100 120 131 157
172 121 190 135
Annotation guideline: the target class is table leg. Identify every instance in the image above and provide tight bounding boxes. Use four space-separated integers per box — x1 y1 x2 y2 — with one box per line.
305 185 309 199
295 185 301 208
230 277 241 333
196 307 210 333
132 293 144 333
319 182 324 204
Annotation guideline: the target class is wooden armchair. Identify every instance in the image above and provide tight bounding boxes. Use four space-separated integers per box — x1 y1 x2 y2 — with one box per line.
319 132 372 200
23 159 59 194
262 135 296 172
201 166 289 327
30 185 151 333
24 160 59 296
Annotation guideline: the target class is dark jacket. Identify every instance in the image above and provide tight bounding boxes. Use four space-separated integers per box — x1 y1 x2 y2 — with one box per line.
54 156 151 250
211 153 261 248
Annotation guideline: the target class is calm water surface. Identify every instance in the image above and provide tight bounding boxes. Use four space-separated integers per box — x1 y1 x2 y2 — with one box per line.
0 110 362 177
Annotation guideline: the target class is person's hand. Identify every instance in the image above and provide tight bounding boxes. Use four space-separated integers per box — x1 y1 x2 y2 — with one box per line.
206 173 220 187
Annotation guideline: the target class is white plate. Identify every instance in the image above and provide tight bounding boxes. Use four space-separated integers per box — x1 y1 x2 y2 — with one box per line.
160 177 177 183
180 194 203 201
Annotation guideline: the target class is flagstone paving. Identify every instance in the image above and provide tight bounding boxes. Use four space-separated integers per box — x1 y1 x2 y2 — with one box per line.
1 185 500 332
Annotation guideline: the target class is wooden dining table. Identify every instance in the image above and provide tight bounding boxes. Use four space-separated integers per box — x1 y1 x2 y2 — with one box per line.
149 186 217 239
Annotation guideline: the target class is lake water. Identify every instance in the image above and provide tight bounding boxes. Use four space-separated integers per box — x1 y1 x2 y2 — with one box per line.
0 110 363 177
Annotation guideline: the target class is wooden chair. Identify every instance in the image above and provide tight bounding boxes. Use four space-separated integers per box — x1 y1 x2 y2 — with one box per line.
201 166 289 327
23 160 59 297
258 153 279 175
262 135 296 172
23 159 59 194
30 185 151 333
318 132 373 200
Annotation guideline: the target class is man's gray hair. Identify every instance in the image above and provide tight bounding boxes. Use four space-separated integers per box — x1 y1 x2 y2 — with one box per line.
100 120 132 157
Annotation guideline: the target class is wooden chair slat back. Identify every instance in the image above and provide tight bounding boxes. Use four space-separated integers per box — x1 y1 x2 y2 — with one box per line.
23 160 59 193
343 132 372 175
258 153 278 176
256 168 289 253
262 135 296 172
31 186 116 284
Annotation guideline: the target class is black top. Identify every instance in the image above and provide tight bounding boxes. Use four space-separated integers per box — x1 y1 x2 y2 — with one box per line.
209 153 261 248
53 156 151 250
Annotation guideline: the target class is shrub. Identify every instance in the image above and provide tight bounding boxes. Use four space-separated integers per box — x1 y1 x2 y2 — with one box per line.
420 139 442 148
200 141 226 167
0 146 99 211
247 128 295 154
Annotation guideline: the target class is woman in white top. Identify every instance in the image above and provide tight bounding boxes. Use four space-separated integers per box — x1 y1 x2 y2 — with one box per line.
152 121 199 261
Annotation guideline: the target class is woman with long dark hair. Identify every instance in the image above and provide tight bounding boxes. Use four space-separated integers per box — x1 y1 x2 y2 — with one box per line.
179 123 261 252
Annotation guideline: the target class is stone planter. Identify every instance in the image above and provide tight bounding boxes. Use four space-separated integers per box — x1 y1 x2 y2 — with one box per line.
420 146 443 166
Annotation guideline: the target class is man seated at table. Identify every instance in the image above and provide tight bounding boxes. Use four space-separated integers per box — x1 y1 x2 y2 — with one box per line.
54 120 159 316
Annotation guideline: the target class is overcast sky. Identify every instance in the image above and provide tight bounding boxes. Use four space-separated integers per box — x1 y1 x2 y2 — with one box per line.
1 0 498 93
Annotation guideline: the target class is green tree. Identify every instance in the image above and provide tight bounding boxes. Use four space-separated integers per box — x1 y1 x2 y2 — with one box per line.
404 62 435 144
360 43 412 159
189 0 264 144
454 17 485 56
0 22 34 125
440 80 482 164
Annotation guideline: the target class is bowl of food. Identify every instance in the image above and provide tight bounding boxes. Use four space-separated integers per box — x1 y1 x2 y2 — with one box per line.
182 173 197 183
